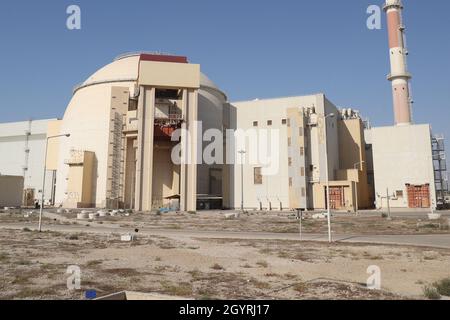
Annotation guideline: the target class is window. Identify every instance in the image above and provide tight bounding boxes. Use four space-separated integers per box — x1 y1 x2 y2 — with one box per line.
396 190 404 198
288 138 292 147
128 99 138 111
289 178 293 187
301 188 306 197
301 167 305 177
299 127 304 137
300 147 304 156
282 119 287 125
287 119 291 127
253 121 258 127
254 167 263 185
267 120 273 126
288 158 292 166
310 165 314 172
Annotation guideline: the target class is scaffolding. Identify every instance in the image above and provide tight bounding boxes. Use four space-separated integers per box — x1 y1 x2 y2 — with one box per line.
432 135 448 207
23 119 31 180
109 112 125 204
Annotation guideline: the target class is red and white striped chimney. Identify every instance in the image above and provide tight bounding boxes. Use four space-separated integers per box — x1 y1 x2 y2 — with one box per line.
384 0 412 126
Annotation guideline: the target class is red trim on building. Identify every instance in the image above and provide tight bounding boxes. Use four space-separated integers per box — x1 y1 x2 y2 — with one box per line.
140 54 188 64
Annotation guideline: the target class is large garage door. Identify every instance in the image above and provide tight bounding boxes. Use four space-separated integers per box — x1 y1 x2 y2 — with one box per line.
329 186 345 210
406 184 430 208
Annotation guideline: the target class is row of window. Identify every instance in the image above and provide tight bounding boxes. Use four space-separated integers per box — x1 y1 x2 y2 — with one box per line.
288 178 306 197
253 119 288 127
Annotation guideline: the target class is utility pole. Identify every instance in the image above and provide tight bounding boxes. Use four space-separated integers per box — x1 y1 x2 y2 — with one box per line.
323 113 335 243
353 161 365 215
238 150 246 213
386 188 392 220
296 209 303 241
38 134 70 232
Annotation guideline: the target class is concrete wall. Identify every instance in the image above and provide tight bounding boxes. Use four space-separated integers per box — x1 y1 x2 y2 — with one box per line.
371 124 436 209
55 82 135 208
338 118 373 209
230 94 337 210
0 175 24 207
0 119 56 202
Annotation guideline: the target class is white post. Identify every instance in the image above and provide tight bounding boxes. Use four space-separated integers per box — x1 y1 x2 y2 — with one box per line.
238 150 246 212
386 188 392 220
324 113 334 243
353 161 365 215
38 138 49 233
38 134 70 232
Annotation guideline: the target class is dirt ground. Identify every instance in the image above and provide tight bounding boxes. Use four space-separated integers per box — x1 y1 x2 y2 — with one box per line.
48 210 450 235
1 227 449 300
2 209 449 236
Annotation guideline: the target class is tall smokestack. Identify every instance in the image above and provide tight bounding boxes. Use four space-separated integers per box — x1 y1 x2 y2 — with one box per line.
384 0 413 126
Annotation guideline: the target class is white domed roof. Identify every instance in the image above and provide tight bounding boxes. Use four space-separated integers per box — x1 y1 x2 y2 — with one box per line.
74 53 226 99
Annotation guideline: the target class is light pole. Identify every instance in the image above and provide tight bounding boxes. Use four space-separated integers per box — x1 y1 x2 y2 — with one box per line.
323 113 335 243
353 161 365 215
38 133 70 232
238 150 246 212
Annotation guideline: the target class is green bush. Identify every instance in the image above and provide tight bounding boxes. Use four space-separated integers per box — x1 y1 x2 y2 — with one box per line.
423 285 441 300
434 278 450 297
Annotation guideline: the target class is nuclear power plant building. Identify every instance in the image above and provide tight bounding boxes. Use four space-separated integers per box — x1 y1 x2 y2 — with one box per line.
0 0 447 211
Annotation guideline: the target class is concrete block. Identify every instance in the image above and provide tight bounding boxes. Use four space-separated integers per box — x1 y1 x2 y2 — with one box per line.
224 212 240 220
77 213 89 220
312 213 328 219
121 234 135 242
428 213 441 220
97 210 108 217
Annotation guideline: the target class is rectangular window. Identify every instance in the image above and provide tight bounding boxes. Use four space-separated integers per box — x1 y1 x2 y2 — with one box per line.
301 188 306 197
289 178 293 187
299 127 304 137
254 167 263 185
282 119 287 125
301 167 305 177
267 120 272 126
300 147 304 156
253 121 258 127
288 138 292 147
310 165 314 172
288 158 292 166
287 119 291 127
396 190 404 198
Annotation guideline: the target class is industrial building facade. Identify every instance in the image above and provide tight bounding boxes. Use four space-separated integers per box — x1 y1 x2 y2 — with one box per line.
0 52 446 212
0 1 448 211
47 53 231 212
230 95 372 211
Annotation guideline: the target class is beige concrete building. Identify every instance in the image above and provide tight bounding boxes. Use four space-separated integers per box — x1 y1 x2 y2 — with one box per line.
0 175 24 207
48 53 230 211
0 50 441 213
367 124 437 209
230 95 373 211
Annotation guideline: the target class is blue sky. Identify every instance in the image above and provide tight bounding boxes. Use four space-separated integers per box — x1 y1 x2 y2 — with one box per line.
0 1 449 155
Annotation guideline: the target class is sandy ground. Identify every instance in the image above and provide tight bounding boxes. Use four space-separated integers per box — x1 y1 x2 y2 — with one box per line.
2 209 449 236
62 210 450 235
1 227 449 300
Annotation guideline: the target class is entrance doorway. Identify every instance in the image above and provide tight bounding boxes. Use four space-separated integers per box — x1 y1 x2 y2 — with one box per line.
325 186 345 210
406 184 431 208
